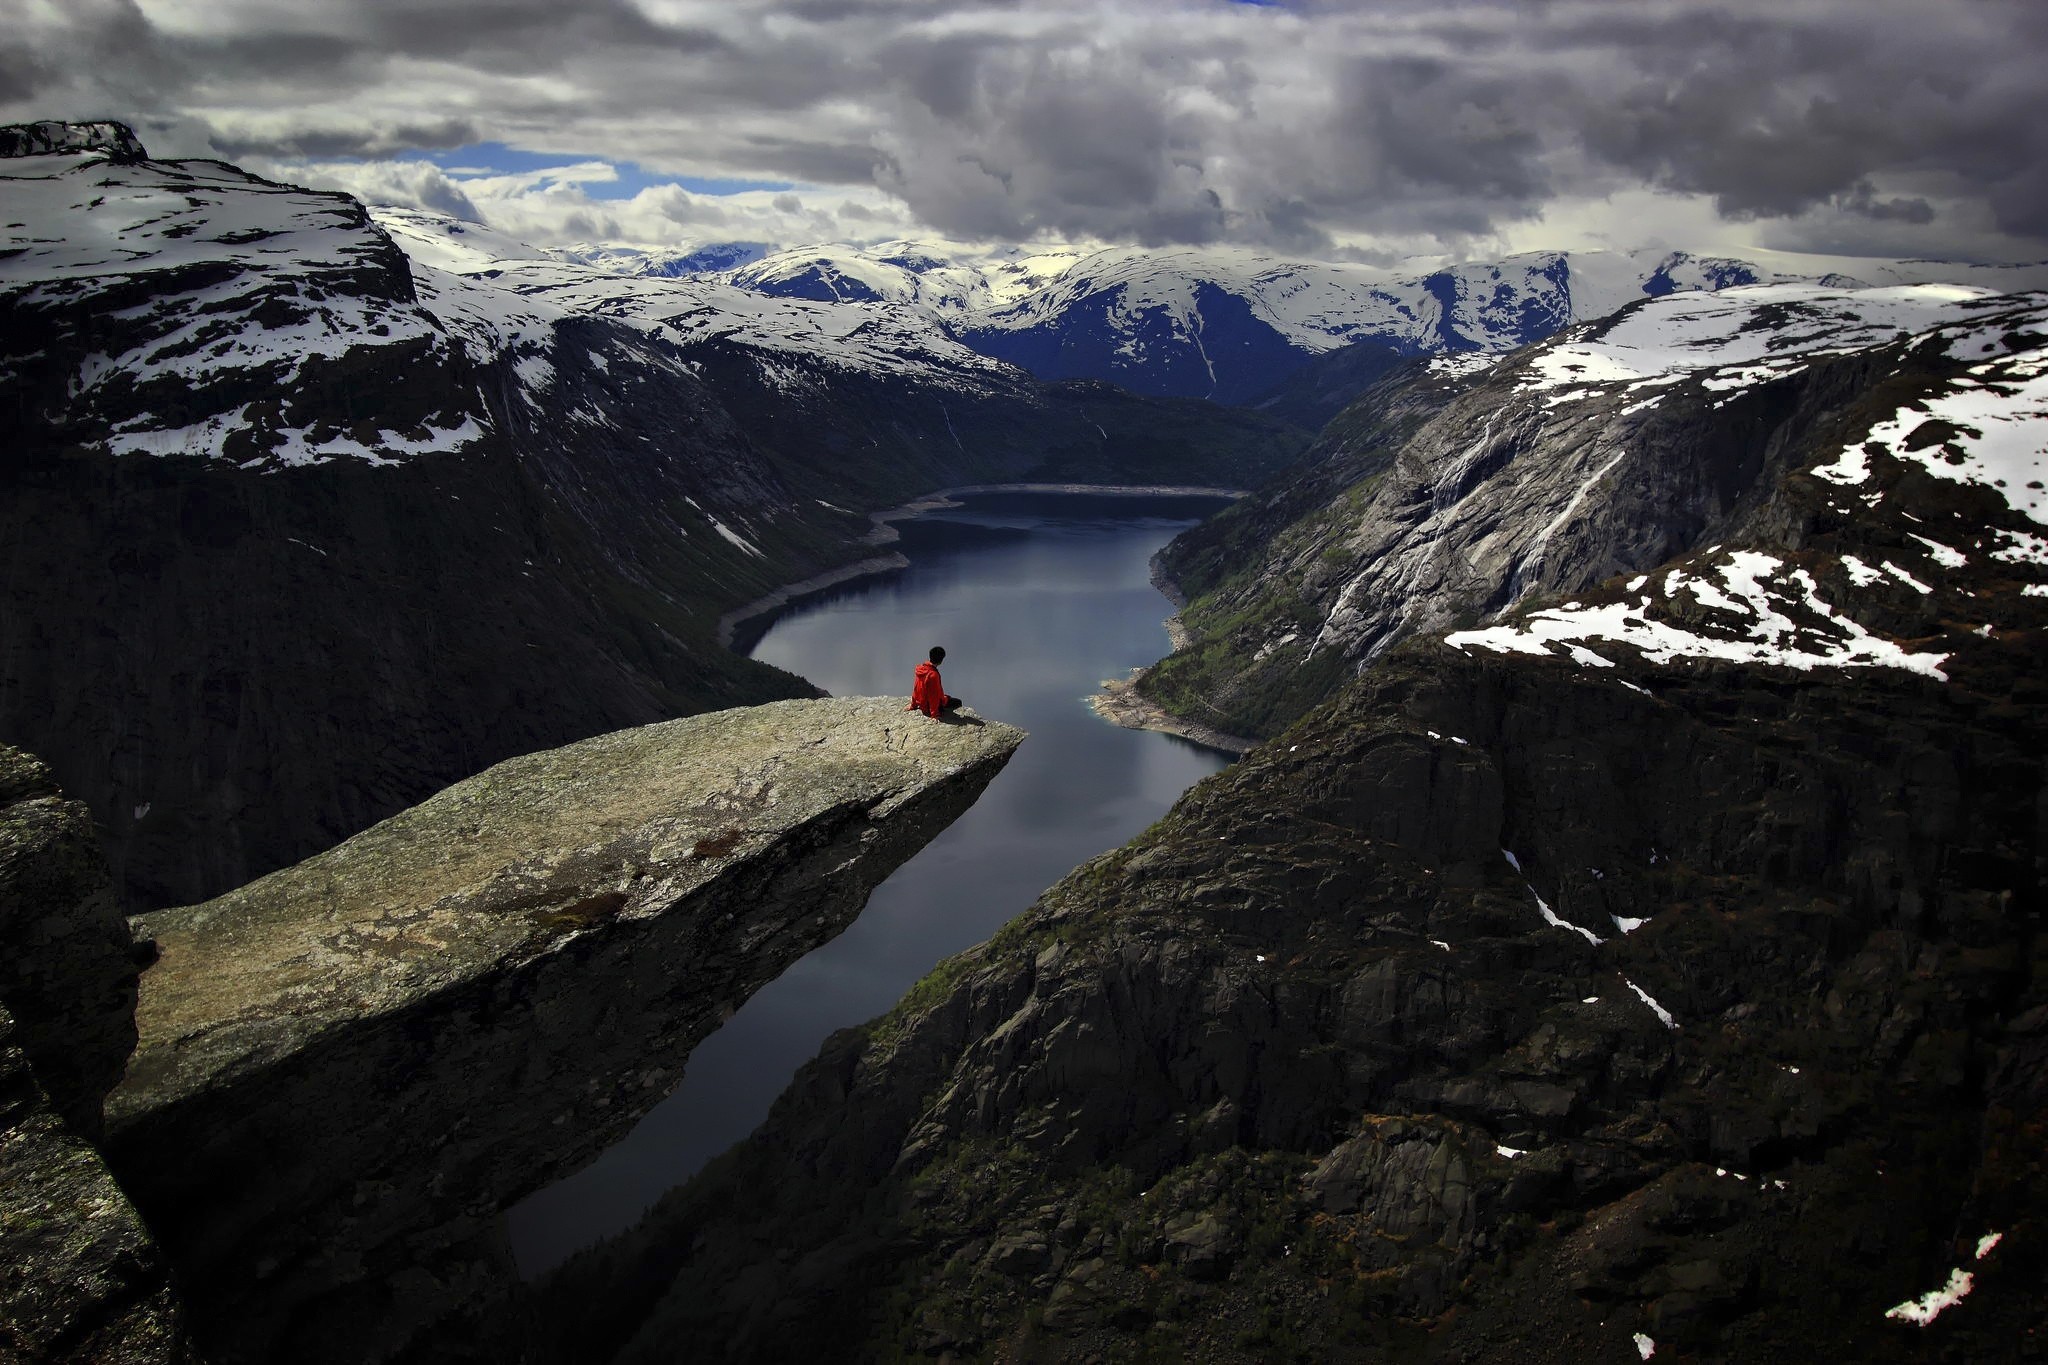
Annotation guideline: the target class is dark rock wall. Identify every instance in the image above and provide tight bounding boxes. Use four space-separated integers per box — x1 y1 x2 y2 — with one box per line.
0 1004 195 1365
676 340 1308 512
0 747 192 1364
0 746 138 1137
543 644 2045 1363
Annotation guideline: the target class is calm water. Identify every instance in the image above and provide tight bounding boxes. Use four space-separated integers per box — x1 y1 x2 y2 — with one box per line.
507 491 1234 1274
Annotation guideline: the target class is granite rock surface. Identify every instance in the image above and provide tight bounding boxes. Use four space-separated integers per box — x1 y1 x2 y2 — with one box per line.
103 698 1023 1363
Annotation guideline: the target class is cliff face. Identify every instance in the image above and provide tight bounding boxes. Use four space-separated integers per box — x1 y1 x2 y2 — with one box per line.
100 698 1023 1364
546 648 2043 1364
1144 284 2048 740
538 285 2048 1361
0 1004 193 1365
0 124 1302 914
0 747 139 1137
0 748 191 1363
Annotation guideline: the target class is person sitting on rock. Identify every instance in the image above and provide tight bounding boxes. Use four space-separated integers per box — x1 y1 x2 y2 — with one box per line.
907 646 962 718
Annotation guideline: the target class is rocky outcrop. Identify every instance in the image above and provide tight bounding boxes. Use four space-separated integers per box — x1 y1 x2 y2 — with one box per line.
0 749 192 1364
0 746 140 1138
99 698 1021 1364
0 1003 195 1364
0 120 144 161
543 640 2044 1363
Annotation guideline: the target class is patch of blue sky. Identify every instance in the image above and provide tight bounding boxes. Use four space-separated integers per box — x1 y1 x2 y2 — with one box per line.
414 142 795 199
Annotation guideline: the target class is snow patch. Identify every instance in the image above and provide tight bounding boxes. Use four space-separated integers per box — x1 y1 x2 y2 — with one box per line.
1446 552 1949 681
1530 883 1603 946
1882 561 1933 594
1885 1268 1974 1326
1910 534 1967 568
1624 978 1678 1029
708 517 765 558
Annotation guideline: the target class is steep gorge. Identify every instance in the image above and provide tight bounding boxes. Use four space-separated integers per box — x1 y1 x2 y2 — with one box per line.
1 700 1023 1364
538 286 2048 1361
0 125 1302 914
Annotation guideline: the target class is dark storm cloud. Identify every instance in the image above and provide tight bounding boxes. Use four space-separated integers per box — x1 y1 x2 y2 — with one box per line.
208 117 482 161
1837 182 1936 227
6 0 2046 257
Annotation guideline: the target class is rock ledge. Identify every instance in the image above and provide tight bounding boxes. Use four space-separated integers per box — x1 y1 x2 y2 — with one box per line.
104 697 1023 1362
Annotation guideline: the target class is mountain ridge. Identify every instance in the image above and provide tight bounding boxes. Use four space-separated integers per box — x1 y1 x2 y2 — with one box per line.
531 260 2048 1365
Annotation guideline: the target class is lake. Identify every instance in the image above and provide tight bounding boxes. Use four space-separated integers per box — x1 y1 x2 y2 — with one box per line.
507 490 1236 1274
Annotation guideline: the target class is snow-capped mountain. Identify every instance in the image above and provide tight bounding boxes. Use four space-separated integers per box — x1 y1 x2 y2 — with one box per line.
952 244 2048 405
1146 280 2048 737
536 229 2048 410
554 240 772 278
369 209 1029 397
724 240 1088 314
1 124 1303 912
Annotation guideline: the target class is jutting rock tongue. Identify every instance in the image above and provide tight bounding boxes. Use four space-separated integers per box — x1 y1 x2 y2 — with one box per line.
101 697 1023 1365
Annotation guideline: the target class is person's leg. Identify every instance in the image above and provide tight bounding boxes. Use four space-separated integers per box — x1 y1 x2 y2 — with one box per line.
941 697 962 712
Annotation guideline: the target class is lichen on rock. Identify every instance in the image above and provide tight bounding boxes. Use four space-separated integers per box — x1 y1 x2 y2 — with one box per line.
101 697 1023 1363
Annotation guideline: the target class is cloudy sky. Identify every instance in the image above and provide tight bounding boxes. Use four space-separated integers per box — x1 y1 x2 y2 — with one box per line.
9 0 2048 263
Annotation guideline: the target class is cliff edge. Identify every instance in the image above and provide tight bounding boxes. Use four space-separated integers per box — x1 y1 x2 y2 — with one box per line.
101 697 1024 1363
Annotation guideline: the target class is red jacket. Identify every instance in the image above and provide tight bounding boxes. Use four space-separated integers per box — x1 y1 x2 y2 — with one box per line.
910 661 952 717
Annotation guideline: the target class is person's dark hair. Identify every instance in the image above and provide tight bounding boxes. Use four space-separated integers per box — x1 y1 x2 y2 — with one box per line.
929 646 946 664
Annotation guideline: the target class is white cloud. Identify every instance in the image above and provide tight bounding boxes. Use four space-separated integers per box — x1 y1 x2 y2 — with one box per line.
8 0 2046 260
272 154 923 252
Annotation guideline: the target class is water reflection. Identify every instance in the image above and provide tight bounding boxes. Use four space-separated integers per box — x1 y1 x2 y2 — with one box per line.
507 492 1234 1273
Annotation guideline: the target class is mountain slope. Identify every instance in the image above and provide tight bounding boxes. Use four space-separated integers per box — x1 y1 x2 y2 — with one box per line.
535 275 2048 1365
638 238 2048 412
374 209 1309 508
1 126 1306 911
1142 282 2048 739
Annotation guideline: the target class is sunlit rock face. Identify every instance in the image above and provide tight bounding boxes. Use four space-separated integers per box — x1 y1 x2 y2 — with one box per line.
1144 284 2048 740
103 698 1023 1364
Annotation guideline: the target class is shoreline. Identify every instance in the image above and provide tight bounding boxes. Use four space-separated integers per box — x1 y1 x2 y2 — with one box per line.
1087 671 1257 755
1087 545 1261 755
720 482 1248 651
715 553 911 649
